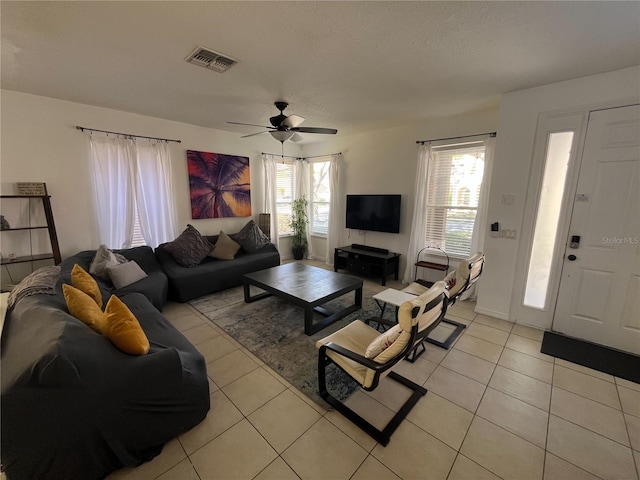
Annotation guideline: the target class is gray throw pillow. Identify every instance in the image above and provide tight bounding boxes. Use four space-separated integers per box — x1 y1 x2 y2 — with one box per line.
209 231 241 260
233 219 271 253
90 244 128 280
107 260 148 289
164 224 213 267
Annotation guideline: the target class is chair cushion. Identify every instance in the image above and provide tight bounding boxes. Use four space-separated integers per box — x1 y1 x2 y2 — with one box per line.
402 282 429 296
316 320 379 387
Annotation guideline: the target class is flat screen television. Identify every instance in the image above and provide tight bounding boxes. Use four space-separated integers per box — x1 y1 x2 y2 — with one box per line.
346 194 401 233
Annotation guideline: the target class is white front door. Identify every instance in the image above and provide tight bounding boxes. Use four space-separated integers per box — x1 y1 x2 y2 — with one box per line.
553 105 640 355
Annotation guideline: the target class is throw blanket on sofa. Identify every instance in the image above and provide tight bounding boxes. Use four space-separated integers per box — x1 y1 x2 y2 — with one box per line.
6 265 61 312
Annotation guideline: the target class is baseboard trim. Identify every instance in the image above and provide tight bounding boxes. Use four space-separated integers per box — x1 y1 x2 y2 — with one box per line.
473 306 510 321
541 331 640 383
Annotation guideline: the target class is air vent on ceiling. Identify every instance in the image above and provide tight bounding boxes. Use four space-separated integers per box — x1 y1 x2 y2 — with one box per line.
185 46 238 73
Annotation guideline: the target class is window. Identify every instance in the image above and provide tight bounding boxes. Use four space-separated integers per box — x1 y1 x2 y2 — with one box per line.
425 143 485 258
276 162 294 235
310 161 330 235
274 159 332 238
523 131 573 309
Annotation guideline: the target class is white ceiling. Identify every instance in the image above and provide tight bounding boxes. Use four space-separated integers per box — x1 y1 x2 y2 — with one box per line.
2 1 639 140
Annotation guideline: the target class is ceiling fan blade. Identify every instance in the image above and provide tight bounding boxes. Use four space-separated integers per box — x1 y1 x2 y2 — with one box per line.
241 131 270 138
291 127 338 134
228 121 274 129
282 115 305 129
290 133 304 143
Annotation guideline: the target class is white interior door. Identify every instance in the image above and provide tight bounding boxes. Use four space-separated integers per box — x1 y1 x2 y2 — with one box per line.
553 105 640 355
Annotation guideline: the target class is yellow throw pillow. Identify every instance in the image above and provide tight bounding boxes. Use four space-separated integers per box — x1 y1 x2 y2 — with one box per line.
71 264 103 309
102 295 150 355
63 283 105 333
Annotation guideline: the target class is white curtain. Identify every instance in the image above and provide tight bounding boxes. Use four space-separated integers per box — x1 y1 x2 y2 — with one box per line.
466 136 495 300
89 134 177 249
134 140 178 246
403 144 433 284
89 135 136 248
262 154 280 249
470 136 495 255
325 154 342 265
293 159 313 258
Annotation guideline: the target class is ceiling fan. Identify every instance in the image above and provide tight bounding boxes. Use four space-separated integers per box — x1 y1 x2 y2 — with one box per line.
228 101 338 143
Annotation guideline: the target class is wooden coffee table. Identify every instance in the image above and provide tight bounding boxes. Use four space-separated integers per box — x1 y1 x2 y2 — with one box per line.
243 263 363 335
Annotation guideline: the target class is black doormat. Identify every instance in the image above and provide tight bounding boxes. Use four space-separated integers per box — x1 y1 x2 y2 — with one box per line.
541 331 640 383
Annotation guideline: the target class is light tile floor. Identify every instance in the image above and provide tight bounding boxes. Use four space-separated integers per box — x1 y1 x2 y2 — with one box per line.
107 266 640 480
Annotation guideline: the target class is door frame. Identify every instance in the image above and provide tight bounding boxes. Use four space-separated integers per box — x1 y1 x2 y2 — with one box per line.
510 98 640 329
509 111 587 329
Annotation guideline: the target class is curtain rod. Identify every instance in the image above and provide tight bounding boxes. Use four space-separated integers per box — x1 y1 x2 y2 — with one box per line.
261 152 342 160
416 132 496 145
76 126 182 143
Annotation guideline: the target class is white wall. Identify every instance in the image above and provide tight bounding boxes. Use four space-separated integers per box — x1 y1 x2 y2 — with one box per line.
302 109 499 276
1 89 497 279
0 90 301 262
476 66 640 321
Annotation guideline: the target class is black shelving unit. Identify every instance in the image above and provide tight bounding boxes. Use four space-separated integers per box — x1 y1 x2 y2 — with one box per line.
414 245 449 288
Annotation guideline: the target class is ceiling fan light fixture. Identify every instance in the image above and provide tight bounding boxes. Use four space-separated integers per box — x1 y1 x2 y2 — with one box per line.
270 131 294 143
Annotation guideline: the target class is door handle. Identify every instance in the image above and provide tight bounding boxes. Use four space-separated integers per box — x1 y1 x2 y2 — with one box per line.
567 254 577 261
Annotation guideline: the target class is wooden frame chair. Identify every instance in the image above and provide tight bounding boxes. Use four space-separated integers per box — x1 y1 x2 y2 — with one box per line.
403 251 485 349
316 283 448 445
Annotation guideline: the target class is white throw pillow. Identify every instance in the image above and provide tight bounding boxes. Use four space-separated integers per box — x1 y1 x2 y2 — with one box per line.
364 325 402 359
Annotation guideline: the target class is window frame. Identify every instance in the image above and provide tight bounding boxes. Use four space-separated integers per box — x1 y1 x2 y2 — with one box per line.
424 143 485 259
309 159 331 237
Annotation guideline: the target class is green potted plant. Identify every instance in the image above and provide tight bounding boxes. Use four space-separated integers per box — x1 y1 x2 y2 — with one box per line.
290 196 309 260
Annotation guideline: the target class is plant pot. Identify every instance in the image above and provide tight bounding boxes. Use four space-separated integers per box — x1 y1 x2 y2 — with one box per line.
292 246 305 260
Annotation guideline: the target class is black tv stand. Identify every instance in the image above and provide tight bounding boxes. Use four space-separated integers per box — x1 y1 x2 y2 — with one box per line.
351 244 389 255
335 245 400 286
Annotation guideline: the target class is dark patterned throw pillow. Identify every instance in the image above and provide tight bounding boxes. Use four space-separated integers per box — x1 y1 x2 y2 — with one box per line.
163 224 213 267
233 220 271 253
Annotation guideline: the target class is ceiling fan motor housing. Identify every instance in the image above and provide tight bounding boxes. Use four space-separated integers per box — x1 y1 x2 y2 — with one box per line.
270 101 289 127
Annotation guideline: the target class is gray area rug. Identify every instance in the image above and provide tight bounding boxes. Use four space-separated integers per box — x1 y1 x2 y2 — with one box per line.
189 284 384 408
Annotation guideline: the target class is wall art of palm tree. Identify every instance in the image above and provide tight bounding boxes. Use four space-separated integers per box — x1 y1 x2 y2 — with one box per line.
187 150 252 219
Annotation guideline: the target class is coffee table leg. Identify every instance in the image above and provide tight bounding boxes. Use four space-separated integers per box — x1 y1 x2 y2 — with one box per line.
243 280 251 302
243 280 272 303
304 305 314 335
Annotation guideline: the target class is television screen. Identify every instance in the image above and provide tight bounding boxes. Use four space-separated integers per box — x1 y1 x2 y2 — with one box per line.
346 194 401 233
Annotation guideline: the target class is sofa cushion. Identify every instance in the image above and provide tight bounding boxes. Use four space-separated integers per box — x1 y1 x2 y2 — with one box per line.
71 264 103 308
209 231 241 260
102 295 150 355
233 220 271 253
62 283 104 333
164 225 212 267
90 244 127 280
107 261 148 289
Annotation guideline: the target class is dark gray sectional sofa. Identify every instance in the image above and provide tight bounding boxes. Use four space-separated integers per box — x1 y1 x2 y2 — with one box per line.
156 233 281 302
1 246 210 480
